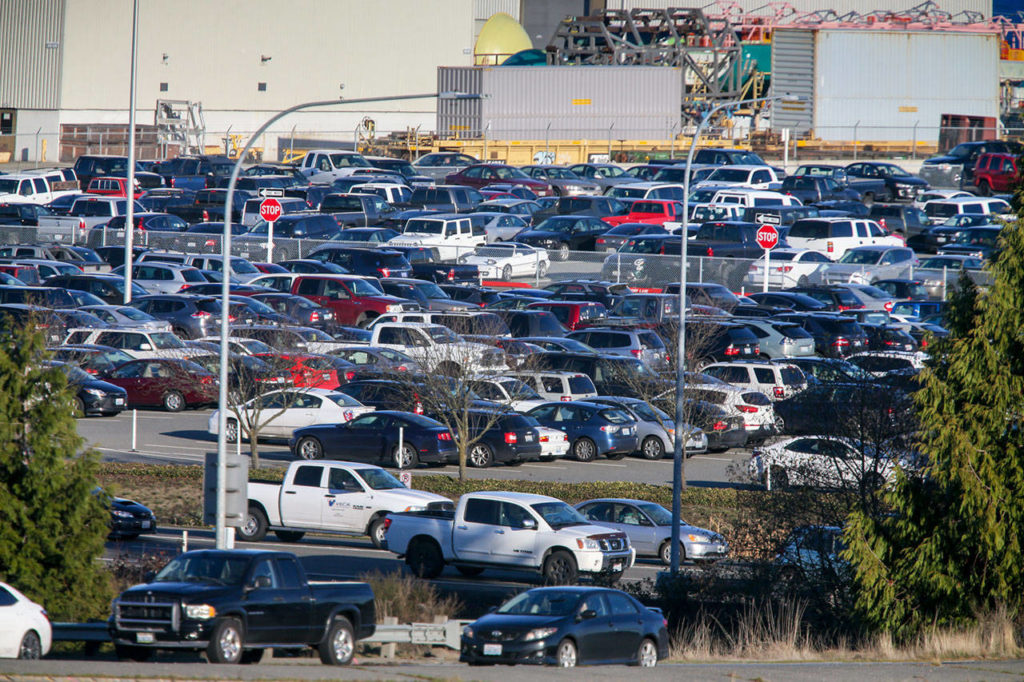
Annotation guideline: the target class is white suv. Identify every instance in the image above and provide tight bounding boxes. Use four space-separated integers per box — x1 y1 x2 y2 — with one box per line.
786 217 903 260
505 370 598 402
701 361 808 401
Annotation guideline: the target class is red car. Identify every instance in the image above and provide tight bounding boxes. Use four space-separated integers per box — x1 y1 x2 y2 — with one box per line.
525 301 608 331
444 163 554 197
104 358 218 411
254 353 352 390
974 152 1020 195
602 200 686 228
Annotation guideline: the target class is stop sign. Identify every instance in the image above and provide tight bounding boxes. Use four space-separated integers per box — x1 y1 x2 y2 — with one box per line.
259 198 282 223
755 224 779 250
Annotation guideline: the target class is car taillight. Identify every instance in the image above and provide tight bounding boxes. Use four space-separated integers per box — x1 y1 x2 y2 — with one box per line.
713 420 728 431
378 268 390 277
345 371 355 381
169 177 175 188
631 349 641 357
827 240 834 253
204 239 216 247
202 209 209 221
85 368 98 375
191 311 211 317
228 315 237 322
778 265 793 272
560 396 571 402
596 238 605 244
437 432 453 441
600 425 620 433
310 311 320 322
879 218 887 230
884 301 894 312
200 375 213 384
774 386 785 398
78 217 86 233
414 401 424 414
832 338 850 348
447 268 456 281
504 432 517 444
920 338 929 349
737 405 758 413
724 345 739 356
754 345 760 354
397 365 408 372
706 246 714 257
885 340 900 347
382 517 392 532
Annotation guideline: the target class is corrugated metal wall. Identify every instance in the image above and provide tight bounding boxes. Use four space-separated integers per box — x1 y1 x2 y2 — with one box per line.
604 1 990 17
0 0 64 108
813 30 999 141
439 65 682 139
438 67 485 137
770 29 815 135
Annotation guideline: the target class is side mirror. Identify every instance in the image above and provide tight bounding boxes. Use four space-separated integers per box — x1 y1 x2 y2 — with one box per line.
518 517 537 530
139 343 152 351
143 570 156 583
578 609 597 621
249 575 271 590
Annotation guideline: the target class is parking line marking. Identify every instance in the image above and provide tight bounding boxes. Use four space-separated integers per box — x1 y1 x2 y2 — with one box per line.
590 462 628 468
143 444 216 452
699 457 734 462
522 464 566 470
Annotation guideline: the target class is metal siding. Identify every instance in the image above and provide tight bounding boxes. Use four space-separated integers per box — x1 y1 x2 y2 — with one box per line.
478 66 681 139
438 67 485 137
475 0 520 22
814 30 999 141
771 29 814 135
0 0 64 108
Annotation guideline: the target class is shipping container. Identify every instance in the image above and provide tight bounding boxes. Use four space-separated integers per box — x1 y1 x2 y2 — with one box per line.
437 65 682 140
606 0 990 16
771 28 999 142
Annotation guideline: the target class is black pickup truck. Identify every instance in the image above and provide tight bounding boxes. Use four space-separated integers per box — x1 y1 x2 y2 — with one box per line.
320 193 396 227
109 549 375 665
387 245 480 284
689 221 791 289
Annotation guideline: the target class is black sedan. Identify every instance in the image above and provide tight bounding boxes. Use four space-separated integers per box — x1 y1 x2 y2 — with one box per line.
514 215 613 260
289 410 457 468
50 361 127 417
460 586 669 667
96 489 157 540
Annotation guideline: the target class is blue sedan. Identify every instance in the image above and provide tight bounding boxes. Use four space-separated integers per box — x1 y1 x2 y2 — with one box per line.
289 410 456 468
525 401 638 462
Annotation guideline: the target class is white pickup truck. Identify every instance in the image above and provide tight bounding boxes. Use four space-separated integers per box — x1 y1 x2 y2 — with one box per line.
383 491 635 584
240 460 453 548
368 322 506 375
0 172 79 205
386 215 483 261
34 195 144 241
299 149 375 183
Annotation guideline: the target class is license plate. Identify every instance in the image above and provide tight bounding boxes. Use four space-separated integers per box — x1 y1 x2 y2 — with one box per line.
743 347 752 354
623 427 633 435
937 237 946 242
612 562 623 571
483 643 502 656
524 434 534 441
115 398 125 405
136 632 154 644
141 521 151 529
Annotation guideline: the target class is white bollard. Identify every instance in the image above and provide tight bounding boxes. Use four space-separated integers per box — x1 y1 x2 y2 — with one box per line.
130 409 138 452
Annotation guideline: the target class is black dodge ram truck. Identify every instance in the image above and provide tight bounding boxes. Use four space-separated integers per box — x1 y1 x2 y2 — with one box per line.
109 549 375 665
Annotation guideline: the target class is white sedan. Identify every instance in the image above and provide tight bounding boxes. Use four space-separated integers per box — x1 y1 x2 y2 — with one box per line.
749 435 916 491
208 388 374 442
742 248 833 289
536 425 570 460
458 242 550 280
0 582 50 659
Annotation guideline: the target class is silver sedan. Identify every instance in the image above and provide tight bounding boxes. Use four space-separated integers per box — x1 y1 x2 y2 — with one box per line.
575 498 729 566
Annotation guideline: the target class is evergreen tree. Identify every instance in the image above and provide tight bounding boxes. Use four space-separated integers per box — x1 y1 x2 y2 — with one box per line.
0 321 111 621
844 218 1024 638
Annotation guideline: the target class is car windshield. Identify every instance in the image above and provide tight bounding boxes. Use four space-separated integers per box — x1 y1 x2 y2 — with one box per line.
594 165 624 178
492 166 530 180
693 205 736 222
637 502 674 526
707 168 753 182
838 250 884 265
404 219 445 235
330 153 371 168
534 217 577 234
544 168 578 179
606 186 647 199
599 408 634 424
428 327 460 344
347 278 382 296
875 164 913 178
326 392 361 407
153 554 250 586
355 468 404 490
954 230 999 247
498 378 542 399
230 258 259 274
117 306 155 321
150 332 184 349
530 501 589 529
630 401 668 423
620 238 670 254
497 589 581 616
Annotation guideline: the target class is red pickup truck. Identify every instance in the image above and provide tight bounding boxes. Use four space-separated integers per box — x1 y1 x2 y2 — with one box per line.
290 274 413 327
602 200 686 227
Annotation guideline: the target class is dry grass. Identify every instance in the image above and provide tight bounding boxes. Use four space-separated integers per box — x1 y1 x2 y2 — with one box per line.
670 601 1021 663
359 570 461 624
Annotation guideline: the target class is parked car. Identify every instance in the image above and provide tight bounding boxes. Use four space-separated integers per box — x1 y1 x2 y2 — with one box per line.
702 360 807 401
520 165 601 196
973 152 1021 195
525 401 638 462
0 581 51 659
97 488 157 541
821 246 918 285
750 435 915 491
290 410 456 467
742 248 833 289
515 215 614 259
458 242 550 279
844 162 929 202
52 361 127 417
587 396 706 459
576 498 727 565
103 357 218 411
208 388 374 443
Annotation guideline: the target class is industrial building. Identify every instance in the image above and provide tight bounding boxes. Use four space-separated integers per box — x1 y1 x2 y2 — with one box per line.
0 0 1016 163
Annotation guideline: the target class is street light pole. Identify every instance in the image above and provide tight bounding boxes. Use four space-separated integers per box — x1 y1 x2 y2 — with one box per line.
669 94 796 574
213 91 478 549
122 0 139 304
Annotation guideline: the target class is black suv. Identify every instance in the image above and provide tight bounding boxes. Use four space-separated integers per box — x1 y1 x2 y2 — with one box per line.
868 204 929 239
44 273 148 304
776 313 868 358
685 320 760 366
785 286 865 312
306 246 413 279
451 410 543 467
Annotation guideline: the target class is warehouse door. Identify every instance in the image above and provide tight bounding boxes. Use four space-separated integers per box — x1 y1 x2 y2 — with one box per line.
0 109 14 161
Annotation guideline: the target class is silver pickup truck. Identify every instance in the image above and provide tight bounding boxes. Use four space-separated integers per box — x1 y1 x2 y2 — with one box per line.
35 196 144 242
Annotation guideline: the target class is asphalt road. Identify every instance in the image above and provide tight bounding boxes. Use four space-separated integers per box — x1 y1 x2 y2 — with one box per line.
78 407 753 487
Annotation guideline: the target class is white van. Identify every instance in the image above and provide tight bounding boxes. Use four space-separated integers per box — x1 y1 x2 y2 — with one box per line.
709 188 802 208
786 217 903 260
922 196 1010 226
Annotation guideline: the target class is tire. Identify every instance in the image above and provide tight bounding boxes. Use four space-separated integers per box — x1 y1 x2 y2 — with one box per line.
295 436 324 460
556 638 578 667
797 275 809 287
468 443 494 468
72 397 85 418
368 516 388 549
113 643 152 662
392 443 418 470
18 631 42 660
162 390 184 412
407 538 444 579
636 637 659 667
543 550 578 585
206 618 244 664
274 530 305 543
318 616 355 666
225 418 240 443
356 314 377 329
240 649 264 664
640 436 664 460
769 465 790 491
538 261 549 278
572 437 598 463
237 506 268 542
556 242 570 261
862 192 874 206
456 565 485 577
978 180 991 196
501 264 512 280
659 540 686 566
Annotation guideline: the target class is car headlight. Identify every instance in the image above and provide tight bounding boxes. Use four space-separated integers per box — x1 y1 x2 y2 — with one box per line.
403 505 425 512
462 625 474 639
84 388 106 397
577 537 601 550
111 509 133 518
386 304 402 312
523 627 558 642
688 533 711 543
184 604 216 619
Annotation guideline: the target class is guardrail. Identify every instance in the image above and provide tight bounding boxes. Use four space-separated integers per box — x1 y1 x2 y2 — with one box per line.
52 617 471 656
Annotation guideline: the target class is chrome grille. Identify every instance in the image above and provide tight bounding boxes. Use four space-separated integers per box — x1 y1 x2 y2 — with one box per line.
115 597 179 632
